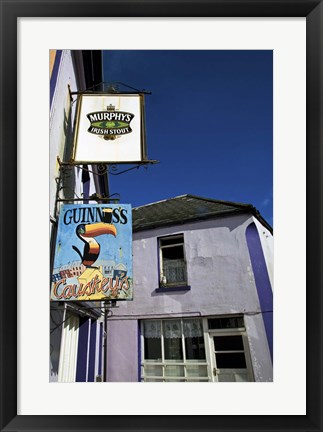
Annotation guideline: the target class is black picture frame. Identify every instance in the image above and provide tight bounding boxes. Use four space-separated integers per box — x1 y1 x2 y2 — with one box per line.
1 1 322 431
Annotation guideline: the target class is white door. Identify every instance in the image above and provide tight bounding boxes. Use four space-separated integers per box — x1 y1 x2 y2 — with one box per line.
209 332 253 382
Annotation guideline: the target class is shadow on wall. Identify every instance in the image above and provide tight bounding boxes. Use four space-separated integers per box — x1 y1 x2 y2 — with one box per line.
133 213 248 242
50 308 64 379
151 287 191 297
60 106 75 200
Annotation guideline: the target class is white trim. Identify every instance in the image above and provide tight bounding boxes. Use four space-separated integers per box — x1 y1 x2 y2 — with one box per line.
158 234 188 286
57 311 79 382
208 328 254 382
141 316 255 382
141 317 208 382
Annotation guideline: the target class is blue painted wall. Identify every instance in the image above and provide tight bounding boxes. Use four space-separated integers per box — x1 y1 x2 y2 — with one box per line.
246 222 273 361
76 317 89 382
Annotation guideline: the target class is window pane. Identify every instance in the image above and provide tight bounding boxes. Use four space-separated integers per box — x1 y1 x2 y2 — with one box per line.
160 236 183 247
144 337 162 360
186 365 208 378
144 364 163 377
160 237 187 285
213 335 244 351
165 365 184 377
163 258 186 283
164 337 183 360
163 320 181 338
216 353 247 368
208 316 244 329
183 319 203 338
143 320 161 338
162 245 184 259
185 336 206 360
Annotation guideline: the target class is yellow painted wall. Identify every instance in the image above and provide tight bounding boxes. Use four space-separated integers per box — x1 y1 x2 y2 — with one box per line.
49 50 57 78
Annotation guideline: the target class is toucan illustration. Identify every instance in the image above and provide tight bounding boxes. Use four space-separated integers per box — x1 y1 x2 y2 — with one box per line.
72 220 117 268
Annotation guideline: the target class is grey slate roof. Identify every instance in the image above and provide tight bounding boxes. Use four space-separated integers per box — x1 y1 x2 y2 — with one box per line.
132 194 272 233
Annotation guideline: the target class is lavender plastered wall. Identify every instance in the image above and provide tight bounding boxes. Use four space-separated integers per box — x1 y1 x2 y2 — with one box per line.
107 213 273 381
116 214 261 317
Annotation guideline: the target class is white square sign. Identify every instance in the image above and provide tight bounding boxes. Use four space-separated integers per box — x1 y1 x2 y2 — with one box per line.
73 93 146 163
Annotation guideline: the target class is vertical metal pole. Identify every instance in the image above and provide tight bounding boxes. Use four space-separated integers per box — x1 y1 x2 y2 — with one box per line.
103 166 110 381
103 303 108 381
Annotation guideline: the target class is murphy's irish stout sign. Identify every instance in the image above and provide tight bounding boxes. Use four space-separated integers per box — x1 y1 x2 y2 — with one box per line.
73 93 147 163
51 204 133 301
87 107 134 137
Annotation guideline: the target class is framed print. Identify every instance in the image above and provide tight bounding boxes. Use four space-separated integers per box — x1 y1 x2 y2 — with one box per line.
1 1 322 432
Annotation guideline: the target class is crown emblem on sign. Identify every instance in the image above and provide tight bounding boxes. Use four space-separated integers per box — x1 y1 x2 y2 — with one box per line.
107 104 115 111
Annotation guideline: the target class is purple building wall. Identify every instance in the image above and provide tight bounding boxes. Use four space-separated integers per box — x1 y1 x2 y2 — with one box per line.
107 320 139 382
106 214 273 382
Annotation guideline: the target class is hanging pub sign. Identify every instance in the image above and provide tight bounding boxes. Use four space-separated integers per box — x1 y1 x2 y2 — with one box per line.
51 204 133 301
72 93 147 163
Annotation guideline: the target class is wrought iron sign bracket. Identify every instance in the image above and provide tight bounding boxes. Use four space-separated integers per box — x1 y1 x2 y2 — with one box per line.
57 156 159 177
56 193 120 204
57 157 110 177
69 81 152 97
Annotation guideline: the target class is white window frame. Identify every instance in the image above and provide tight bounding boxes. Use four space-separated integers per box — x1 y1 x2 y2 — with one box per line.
140 318 209 382
158 234 188 287
141 316 255 382
206 317 254 382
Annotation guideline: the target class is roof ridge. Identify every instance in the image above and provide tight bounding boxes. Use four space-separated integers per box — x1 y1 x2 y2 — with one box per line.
134 194 253 210
133 194 189 210
185 194 254 209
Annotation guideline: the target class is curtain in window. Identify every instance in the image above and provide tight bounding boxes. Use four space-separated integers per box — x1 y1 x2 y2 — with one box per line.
164 259 186 283
144 319 203 339
143 320 161 338
163 320 181 339
183 319 203 338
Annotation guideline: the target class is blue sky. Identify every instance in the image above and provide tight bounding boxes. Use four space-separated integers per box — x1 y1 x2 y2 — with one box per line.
103 50 273 226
